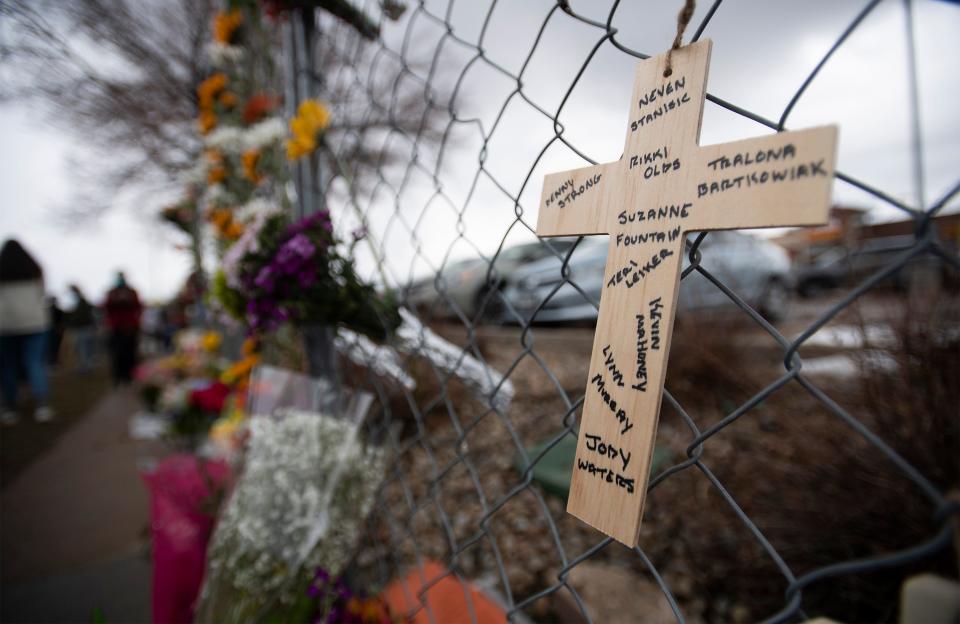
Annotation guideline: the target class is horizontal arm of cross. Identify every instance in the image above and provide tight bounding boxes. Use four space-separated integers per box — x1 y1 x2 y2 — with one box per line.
537 162 615 237
687 125 838 232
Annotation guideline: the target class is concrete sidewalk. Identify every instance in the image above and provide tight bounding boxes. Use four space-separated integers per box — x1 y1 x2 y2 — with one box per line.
1 387 151 623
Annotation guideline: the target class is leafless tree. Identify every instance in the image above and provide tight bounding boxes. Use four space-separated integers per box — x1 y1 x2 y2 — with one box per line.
0 0 215 221
0 0 450 222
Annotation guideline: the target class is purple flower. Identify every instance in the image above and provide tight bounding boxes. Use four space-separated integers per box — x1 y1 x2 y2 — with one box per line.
278 233 315 262
254 265 276 292
297 268 318 288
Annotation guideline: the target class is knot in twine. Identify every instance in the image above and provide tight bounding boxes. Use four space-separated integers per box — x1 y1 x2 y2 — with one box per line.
664 0 696 77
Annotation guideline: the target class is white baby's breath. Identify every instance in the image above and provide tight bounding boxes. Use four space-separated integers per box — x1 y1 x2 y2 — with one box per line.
206 42 244 67
242 117 287 151
196 409 385 621
205 125 246 154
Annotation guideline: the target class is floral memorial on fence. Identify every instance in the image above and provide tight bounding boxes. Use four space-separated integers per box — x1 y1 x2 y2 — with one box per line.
135 1 512 622
137 1 513 624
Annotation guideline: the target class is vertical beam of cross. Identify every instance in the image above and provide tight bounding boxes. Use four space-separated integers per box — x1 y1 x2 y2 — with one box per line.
536 39 837 546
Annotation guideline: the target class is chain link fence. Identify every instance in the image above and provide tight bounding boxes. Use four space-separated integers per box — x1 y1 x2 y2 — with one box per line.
283 1 959 622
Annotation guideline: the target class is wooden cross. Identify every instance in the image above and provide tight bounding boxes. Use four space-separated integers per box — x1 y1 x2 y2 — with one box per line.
537 39 837 546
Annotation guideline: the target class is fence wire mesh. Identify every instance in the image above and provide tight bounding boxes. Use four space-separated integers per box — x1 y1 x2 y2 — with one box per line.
282 1 959 622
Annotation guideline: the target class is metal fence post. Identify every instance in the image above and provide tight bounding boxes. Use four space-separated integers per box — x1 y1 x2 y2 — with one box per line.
287 7 339 383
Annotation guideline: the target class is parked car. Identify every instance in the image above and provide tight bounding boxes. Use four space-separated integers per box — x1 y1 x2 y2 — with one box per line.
500 231 795 324
795 235 957 297
404 238 580 320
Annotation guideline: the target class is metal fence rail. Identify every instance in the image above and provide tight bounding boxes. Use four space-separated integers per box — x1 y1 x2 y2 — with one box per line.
284 1 959 622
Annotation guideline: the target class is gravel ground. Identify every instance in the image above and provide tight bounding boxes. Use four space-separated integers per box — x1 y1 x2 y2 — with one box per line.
356 291 959 622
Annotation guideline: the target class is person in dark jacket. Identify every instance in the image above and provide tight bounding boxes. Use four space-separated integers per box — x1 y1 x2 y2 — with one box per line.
0 239 54 424
103 271 143 384
46 296 65 367
68 283 97 372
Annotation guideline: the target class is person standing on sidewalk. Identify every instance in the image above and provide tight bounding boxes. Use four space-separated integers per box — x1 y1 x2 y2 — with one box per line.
0 239 54 424
103 271 143 385
46 295 65 367
68 283 97 372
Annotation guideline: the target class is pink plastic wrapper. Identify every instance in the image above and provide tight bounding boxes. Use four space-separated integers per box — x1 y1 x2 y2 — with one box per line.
142 454 231 624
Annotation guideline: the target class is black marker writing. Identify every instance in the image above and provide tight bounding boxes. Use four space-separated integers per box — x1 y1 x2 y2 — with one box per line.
590 373 634 435
584 433 632 472
649 297 663 350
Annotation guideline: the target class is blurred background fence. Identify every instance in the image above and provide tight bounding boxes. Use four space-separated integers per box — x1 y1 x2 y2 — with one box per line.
283 2 959 623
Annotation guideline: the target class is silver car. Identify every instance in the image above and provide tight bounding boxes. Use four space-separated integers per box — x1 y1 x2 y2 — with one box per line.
500 231 794 324
404 238 580 320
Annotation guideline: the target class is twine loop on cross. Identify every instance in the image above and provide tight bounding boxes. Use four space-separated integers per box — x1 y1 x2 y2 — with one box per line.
664 0 696 77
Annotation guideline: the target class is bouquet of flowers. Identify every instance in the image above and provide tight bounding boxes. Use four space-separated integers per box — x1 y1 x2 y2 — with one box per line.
196 407 385 622
133 330 259 448
215 208 400 340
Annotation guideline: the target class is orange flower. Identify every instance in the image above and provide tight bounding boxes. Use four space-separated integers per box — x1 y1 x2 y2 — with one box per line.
198 111 217 135
224 221 245 240
207 166 227 185
241 149 262 184
346 597 363 616
241 337 259 356
204 149 224 164
213 9 244 45
207 208 232 228
361 598 388 623
219 91 238 109
198 73 229 110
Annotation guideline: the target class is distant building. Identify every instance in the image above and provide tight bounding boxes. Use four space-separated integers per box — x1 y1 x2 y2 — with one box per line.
772 206 866 262
773 205 959 262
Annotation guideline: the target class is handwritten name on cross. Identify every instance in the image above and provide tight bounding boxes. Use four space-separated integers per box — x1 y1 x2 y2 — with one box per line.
537 40 837 546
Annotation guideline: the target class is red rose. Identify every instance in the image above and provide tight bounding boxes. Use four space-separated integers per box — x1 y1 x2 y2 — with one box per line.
243 92 280 125
189 381 231 414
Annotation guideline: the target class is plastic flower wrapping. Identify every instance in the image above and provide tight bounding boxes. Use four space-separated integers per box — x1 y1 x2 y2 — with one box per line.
195 407 386 622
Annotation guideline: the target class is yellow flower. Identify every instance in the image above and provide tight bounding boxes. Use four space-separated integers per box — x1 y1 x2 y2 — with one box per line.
298 99 331 130
241 149 262 184
201 331 222 352
285 132 315 160
220 354 260 385
285 99 331 161
213 9 244 45
210 407 247 446
198 111 218 135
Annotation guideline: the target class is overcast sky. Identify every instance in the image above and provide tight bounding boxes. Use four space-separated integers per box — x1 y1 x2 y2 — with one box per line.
2 0 958 301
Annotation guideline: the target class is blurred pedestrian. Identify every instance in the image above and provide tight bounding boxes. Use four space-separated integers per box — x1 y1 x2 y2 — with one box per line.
0 239 54 424
46 295 65 367
104 271 143 385
68 283 97 372
158 306 173 353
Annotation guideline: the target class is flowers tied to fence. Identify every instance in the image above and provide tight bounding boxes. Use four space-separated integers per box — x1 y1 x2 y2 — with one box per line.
216 208 400 339
286 98 331 160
